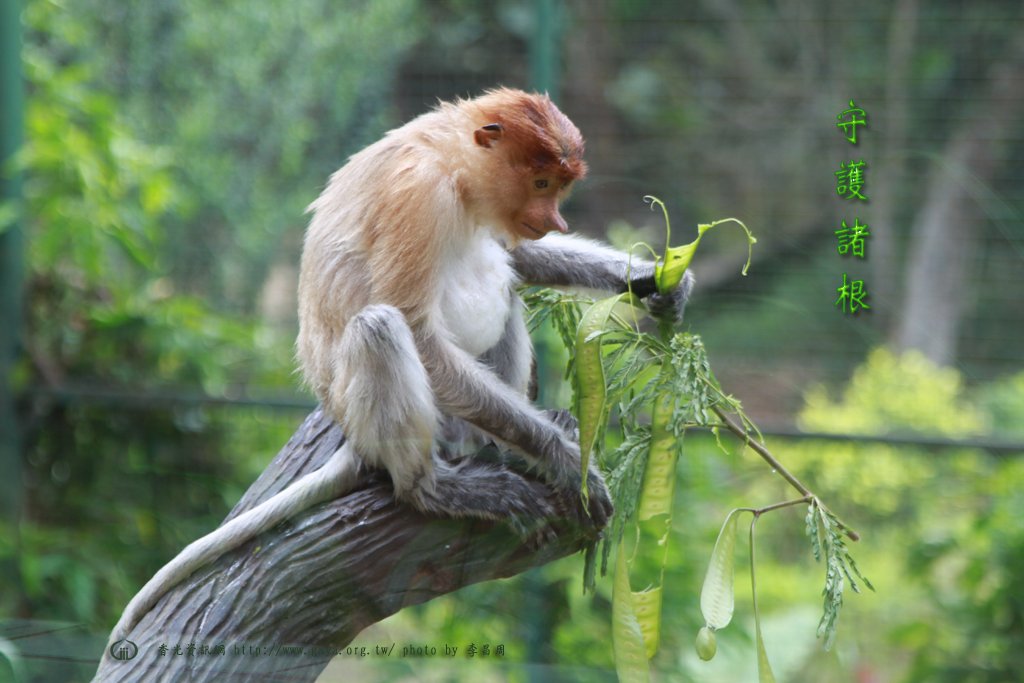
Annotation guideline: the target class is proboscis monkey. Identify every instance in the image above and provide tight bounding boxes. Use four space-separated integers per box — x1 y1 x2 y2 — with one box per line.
107 88 693 646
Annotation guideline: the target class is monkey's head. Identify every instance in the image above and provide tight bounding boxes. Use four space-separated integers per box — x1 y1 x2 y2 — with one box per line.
467 89 587 242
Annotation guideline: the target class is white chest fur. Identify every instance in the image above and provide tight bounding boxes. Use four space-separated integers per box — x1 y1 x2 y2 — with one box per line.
439 230 515 358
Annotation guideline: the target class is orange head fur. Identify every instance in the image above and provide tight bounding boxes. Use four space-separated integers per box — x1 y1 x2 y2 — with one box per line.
465 88 587 242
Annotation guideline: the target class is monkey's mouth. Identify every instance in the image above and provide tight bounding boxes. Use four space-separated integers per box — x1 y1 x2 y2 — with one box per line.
519 222 545 239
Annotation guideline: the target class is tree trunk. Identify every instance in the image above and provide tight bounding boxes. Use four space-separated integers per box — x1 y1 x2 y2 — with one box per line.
895 38 1024 364
94 409 600 682
871 0 917 329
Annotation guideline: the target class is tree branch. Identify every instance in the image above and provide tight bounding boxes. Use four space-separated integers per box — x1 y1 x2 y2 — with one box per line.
94 408 600 682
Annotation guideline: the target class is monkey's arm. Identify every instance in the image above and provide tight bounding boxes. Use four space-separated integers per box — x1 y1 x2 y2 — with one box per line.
511 233 658 293
416 326 611 521
510 233 694 321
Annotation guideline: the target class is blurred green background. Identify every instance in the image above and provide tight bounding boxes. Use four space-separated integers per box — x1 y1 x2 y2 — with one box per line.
2 0 1023 681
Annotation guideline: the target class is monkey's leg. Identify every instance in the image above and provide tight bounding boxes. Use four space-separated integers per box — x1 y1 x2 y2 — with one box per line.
335 304 556 538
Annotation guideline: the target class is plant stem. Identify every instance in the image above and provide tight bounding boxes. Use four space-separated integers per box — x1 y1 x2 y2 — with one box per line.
714 406 861 542
749 515 759 618
656 316 673 342
737 497 812 517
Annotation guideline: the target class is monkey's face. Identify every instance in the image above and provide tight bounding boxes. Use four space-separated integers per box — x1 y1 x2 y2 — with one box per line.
509 175 573 241
470 95 586 242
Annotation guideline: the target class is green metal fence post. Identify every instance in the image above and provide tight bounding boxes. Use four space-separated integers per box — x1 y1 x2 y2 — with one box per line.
529 0 563 100
1 0 25 528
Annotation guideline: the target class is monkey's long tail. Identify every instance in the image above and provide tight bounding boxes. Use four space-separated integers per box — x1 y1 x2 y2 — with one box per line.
106 443 360 650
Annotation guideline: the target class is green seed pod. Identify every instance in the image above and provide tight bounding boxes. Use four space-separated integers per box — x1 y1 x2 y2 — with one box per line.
696 626 717 661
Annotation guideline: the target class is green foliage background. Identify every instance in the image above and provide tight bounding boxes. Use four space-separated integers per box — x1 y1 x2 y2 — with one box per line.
2 1 1023 682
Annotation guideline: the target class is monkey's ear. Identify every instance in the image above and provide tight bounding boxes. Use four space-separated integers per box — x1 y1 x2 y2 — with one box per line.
474 123 504 148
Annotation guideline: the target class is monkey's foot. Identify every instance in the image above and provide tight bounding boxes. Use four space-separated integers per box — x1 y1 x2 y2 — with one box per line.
412 461 559 547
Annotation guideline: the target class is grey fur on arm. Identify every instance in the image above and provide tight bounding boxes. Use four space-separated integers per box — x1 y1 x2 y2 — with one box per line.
511 233 695 322
415 327 613 522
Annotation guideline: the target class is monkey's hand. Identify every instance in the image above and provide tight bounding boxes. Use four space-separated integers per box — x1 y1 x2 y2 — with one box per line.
543 411 613 532
552 456 613 534
645 269 695 325
548 453 614 534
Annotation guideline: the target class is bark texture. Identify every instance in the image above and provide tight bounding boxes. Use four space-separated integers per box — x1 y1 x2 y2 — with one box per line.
94 409 599 682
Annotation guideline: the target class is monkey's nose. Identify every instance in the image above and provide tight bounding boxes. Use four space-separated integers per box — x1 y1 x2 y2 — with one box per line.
547 214 569 234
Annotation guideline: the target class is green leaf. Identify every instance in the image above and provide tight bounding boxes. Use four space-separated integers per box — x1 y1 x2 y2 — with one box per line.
812 503 873 650
613 545 651 682
755 617 777 683
700 510 740 630
751 516 777 682
575 292 640 498
806 502 822 562
655 240 699 294
637 388 678 520
630 370 680 660
631 586 662 660
644 195 757 294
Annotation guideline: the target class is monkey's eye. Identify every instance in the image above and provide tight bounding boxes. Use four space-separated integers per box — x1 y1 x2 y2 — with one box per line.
534 179 550 190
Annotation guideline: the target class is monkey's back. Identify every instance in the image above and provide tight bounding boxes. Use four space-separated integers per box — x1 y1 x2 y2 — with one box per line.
295 107 482 412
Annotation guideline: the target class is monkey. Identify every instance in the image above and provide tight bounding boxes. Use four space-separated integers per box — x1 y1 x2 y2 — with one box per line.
107 88 693 647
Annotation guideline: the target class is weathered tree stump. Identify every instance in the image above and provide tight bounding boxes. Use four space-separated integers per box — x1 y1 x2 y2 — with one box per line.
94 408 599 682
